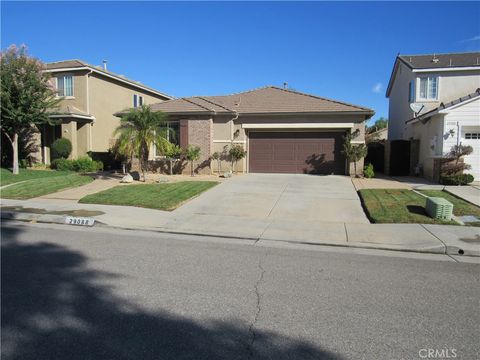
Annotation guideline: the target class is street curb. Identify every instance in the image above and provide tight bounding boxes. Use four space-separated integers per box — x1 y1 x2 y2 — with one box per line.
1 211 67 225
2 210 478 257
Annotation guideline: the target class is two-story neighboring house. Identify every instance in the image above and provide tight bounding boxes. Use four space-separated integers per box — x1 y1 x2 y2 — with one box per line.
39 60 172 164
386 52 480 180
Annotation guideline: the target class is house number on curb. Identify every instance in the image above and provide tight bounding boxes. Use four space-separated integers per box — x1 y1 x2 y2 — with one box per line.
65 216 95 226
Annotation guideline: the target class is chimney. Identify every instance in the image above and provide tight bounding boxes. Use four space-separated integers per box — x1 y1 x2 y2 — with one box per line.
283 82 288 89
102 60 108 71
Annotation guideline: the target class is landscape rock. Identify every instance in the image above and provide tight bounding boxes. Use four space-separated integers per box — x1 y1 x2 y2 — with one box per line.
121 174 134 183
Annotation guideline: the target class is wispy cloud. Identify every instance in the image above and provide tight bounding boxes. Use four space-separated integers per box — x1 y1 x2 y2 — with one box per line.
461 35 480 42
372 82 382 94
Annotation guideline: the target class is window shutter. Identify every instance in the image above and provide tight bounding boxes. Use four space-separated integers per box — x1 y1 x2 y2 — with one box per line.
179 120 189 148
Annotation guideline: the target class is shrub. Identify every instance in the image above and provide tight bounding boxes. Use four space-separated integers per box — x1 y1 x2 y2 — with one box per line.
50 156 103 173
440 174 474 186
229 145 247 172
51 138 72 159
73 156 103 173
51 158 75 171
363 163 375 178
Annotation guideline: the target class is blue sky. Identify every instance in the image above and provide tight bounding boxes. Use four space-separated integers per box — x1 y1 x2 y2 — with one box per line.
2 1 479 124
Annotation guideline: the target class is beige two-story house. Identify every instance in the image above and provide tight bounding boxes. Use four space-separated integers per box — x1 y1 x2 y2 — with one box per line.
386 52 480 180
40 60 172 164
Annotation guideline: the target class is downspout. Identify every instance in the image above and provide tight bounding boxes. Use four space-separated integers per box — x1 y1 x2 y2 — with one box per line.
456 121 460 146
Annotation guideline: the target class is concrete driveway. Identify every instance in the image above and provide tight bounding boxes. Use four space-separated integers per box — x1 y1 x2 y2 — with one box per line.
175 174 369 224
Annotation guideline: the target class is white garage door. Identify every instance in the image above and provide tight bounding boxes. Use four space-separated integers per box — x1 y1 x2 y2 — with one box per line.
462 128 480 181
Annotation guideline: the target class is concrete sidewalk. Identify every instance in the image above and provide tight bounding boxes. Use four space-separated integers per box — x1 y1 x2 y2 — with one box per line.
2 197 479 257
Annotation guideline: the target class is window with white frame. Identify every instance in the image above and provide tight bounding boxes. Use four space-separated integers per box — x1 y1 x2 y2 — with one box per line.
418 76 438 100
57 75 74 97
133 94 144 108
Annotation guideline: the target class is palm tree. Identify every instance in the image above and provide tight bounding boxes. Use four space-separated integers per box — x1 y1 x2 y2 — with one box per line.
114 105 168 181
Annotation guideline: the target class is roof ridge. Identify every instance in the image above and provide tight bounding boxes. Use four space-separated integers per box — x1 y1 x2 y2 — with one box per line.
46 59 85 65
195 96 234 113
269 86 373 112
181 97 215 112
208 85 273 98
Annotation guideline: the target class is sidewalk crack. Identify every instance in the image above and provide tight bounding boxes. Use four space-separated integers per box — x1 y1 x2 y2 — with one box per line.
247 250 267 359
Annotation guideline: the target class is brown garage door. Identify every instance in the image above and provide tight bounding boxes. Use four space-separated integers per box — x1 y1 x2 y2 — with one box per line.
249 132 345 174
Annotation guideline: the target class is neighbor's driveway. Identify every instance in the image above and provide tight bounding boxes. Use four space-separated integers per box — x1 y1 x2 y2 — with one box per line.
174 174 369 224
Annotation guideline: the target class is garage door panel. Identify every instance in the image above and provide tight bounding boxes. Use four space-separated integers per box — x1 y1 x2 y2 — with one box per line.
249 132 345 174
273 143 296 161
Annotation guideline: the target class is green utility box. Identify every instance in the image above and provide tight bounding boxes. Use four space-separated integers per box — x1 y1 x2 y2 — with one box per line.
425 197 454 221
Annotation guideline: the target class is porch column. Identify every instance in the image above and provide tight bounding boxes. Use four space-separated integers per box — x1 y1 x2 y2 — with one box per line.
61 120 78 159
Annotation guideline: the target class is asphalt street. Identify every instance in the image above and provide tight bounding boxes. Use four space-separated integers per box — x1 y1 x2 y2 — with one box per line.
1 221 479 360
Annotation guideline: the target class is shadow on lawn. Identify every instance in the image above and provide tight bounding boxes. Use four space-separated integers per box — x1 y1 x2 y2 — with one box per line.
406 205 427 217
1 224 342 360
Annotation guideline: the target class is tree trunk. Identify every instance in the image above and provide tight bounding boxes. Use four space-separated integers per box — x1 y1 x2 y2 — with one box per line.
12 133 19 175
353 160 357 178
191 160 194 177
169 159 173 175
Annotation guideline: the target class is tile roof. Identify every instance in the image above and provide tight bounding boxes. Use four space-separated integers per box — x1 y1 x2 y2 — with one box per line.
398 52 480 69
46 59 172 99
387 52 480 97
406 88 480 124
149 86 374 116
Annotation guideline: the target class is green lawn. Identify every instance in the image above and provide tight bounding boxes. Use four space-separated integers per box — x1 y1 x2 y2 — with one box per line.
79 181 218 211
1 174 94 199
0 168 72 186
358 189 460 225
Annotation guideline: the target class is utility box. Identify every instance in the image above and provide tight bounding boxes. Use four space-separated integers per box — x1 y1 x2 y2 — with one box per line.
425 197 454 221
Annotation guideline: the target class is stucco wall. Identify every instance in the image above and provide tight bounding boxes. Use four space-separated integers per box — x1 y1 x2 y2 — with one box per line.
388 63 480 141
88 73 167 153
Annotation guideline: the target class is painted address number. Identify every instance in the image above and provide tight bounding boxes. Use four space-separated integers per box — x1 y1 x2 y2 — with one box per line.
65 216 95 226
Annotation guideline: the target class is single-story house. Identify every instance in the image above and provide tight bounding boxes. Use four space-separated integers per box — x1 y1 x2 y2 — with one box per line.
146 86 374 175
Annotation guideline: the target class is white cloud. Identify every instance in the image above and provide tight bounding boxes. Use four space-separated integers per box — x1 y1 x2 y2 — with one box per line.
461 35 480 42
372 82 383 94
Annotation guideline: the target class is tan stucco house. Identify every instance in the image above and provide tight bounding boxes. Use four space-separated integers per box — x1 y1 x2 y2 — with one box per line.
386 52 480 180
39 60 172 164
147 86 374 175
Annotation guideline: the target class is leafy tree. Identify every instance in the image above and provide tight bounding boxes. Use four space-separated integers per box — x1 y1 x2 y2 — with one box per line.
114 105 168 181
1 45 59 174
229 145 247 173
184 145 201 176
366 117 388 134
157 140 182 175
342 131 367 177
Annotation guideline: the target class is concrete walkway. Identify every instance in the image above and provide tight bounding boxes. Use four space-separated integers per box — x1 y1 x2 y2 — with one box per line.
445 186 480 207
2 196 479 257
37 178 123 200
